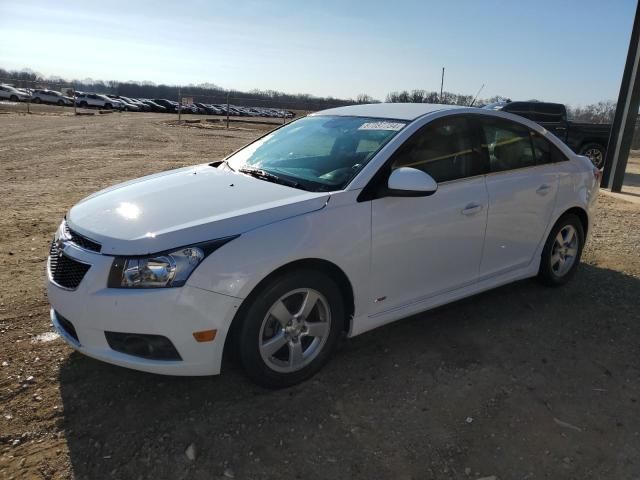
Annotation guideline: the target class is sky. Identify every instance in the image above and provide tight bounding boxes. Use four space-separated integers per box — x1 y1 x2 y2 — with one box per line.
0 0 637 106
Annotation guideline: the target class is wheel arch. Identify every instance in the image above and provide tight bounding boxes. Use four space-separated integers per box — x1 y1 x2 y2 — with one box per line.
557 206 589 237
578 140 606 152
223 258 355 356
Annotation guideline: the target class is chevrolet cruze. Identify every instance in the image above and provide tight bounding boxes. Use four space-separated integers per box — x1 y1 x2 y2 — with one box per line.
47 103 599 387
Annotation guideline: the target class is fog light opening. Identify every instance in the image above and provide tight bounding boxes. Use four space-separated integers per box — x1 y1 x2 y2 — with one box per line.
105 331 182 361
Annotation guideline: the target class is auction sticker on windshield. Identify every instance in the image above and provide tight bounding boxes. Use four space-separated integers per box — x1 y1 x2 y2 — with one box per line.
358 121 405 131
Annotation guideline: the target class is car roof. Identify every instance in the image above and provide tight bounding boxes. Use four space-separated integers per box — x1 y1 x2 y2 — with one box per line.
311 103 465 121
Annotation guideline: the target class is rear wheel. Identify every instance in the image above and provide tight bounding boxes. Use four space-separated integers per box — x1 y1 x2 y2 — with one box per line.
57 99 64 106
32 97 41 104
579 143 605 169
9 95 18 102
538 214 585 286
79 101 88 108
237 270 344 388
104 103 112 110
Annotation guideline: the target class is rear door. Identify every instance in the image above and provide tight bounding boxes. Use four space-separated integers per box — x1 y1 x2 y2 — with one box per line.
477 116 559 279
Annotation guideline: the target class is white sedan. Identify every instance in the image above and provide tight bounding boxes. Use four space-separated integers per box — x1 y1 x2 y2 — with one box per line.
47 104 599 387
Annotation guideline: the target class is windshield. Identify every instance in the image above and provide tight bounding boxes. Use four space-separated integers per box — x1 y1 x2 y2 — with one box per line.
226 115 407 191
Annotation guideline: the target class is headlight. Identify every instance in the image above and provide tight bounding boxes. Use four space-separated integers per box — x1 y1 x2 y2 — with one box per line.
107 237 237 288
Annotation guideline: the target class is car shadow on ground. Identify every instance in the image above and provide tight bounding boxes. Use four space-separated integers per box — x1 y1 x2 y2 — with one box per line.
58 264 640 480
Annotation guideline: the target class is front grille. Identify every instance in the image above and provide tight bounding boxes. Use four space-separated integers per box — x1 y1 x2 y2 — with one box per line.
56 312 79 342
49 241 91 289
64 222 101 252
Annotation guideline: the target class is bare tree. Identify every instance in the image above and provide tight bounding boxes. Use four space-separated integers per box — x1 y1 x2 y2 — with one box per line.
567 100 616 124
355 93 378 104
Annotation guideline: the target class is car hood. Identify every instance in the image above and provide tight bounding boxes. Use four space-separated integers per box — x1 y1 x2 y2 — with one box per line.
67 164 330 255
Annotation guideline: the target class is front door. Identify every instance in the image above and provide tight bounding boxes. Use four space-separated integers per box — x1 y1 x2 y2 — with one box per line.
369 115 489 315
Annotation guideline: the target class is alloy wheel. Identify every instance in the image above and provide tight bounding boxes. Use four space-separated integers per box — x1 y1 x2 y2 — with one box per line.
258 288 331 373
585 148 603 168
550 225 579 277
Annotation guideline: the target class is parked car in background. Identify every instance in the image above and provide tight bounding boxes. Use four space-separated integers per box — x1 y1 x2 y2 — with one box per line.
31 89 73 106
76 93 123 110
195 103 218 115
106 95 140 111
120 96 150 111
181 103 200 114
138 99 167 112
483 101 611 168
0 84 32 102
153 99 179 112
47 103 599 387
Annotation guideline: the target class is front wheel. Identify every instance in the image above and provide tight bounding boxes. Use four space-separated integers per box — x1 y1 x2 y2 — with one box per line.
104 103 112 110
538 214 585 286
57 99 64 106
237 270 345 388
32 97 41 104
579 143 605 169
9 95 18 102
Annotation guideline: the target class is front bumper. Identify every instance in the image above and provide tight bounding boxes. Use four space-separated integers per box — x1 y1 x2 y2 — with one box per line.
47 243 241 376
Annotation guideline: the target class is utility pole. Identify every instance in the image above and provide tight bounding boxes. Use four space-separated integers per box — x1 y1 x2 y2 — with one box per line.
440 67 445 103
601 0 640 192
177 86 182 123
226 91 230 129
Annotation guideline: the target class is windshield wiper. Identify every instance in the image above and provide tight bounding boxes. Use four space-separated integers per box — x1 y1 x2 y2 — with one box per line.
239 166 302 189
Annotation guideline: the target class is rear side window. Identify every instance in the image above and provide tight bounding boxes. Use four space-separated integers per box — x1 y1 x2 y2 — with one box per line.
479 117 535 172
391 116 486 183
532 103 565 123
531 131 568 163
502 102 532 118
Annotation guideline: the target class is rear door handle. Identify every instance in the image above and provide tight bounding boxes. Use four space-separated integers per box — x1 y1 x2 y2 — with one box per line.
536 184 552 195
461 203 483 216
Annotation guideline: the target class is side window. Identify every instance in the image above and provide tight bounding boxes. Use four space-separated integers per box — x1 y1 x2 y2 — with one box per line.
531 131 568 164
480 118 535 172
503 102 532 119
532 104 564 123
390 116 485 183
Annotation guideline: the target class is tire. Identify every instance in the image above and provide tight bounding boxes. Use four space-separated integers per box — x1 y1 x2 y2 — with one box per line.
57 99 64 106
236 269 345 388
79 101 88 108
9 95 18 102
104 103 112 110
32 97 41 104
579 143 605 169
538 213 585 286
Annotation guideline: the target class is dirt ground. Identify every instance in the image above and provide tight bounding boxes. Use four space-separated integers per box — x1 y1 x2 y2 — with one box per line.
0 107 639 480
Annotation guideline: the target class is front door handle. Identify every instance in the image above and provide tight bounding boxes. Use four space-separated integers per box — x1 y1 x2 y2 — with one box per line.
461 203 483 216
536 184 552 196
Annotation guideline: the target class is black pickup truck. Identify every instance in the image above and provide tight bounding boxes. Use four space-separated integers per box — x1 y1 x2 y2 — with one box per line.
483 101 611 168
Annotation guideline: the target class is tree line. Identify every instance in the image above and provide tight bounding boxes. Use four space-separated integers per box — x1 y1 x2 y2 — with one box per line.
0 67 617 123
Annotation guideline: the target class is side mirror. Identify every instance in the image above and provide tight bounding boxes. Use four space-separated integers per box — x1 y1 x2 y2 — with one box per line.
387 167 438 197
